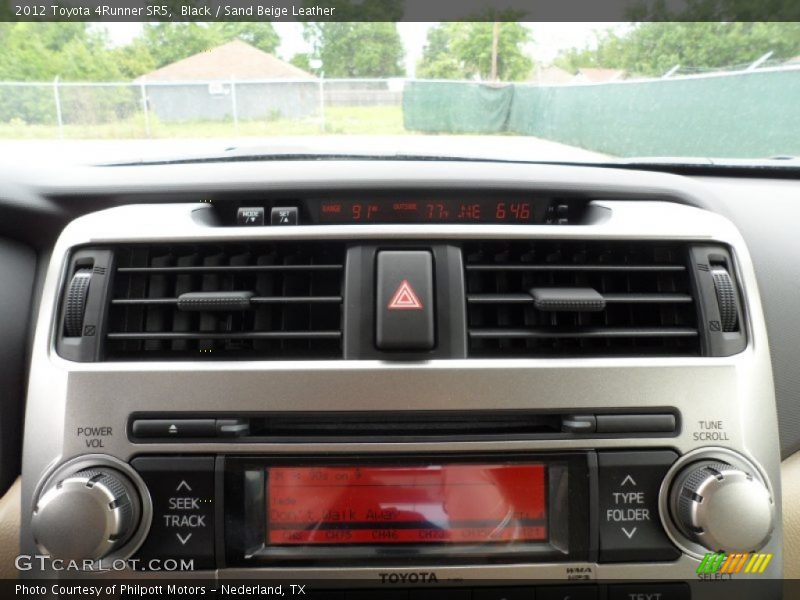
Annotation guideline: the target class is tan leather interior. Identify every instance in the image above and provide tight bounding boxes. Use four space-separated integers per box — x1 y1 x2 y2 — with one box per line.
783 451 800 578
0 477 20 579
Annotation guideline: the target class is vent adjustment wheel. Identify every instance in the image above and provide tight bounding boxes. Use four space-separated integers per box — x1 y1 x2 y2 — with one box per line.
711 267 738 332
63 269 92 337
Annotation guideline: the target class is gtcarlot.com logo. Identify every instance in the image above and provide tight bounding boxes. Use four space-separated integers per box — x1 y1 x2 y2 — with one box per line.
697 552 773 575
15 555 194 572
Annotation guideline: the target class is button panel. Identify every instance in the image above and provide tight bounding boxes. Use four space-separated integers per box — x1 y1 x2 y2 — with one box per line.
123 450 686 573
598 450 681 562
131 456 216 569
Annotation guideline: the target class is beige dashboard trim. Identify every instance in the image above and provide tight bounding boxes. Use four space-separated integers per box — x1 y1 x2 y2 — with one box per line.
783 452 800 577
0 477 20 579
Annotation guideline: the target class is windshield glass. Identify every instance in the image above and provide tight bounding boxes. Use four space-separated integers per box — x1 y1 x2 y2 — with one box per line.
1 20 799 163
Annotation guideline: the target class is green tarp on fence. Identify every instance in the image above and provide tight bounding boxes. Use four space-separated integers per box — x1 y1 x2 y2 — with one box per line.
404 69 800 158
403 80 513 134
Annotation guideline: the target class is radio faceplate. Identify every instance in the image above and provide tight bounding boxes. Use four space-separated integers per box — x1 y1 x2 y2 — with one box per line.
21 197 783 593
103 450 691 569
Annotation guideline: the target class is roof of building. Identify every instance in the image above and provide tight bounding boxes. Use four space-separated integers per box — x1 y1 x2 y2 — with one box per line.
528 65 574 84
136 40 314 82
573 68 626 83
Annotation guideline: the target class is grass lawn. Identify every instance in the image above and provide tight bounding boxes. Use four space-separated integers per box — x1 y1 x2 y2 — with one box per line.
0 105 406 139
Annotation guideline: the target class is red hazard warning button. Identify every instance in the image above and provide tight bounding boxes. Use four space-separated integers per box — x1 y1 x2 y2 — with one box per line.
387 279 424 310
376 251 435 351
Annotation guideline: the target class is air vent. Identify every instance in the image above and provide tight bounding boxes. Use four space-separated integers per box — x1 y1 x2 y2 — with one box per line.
105 242 345 360
464 241 700 357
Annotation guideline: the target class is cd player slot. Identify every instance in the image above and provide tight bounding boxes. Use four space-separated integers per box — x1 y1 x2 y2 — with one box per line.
247 412 562 438
128 410 678 442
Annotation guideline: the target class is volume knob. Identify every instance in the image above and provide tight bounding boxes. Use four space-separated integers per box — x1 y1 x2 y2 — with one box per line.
32 468 140 561
670 462 774 552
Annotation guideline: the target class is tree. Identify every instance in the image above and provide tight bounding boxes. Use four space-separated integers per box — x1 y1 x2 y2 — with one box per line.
0 22 283 82
142 22 280 70
415 26 463 79
555 22 800 77
0 23 123 81
112 38 157 80
212 22 280 55
57 30 126 81
142 23 222 69
417 22 533 81
289 53 315 74
304 22 405 77
627 0 800 21
0 23 132 125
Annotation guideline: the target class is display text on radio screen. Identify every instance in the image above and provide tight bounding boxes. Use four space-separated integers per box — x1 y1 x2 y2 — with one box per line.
266 463 548 545
317 199 536 224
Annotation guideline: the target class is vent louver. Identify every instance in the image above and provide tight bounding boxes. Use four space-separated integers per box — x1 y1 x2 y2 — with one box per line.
105 242 345 360
464 241 700 357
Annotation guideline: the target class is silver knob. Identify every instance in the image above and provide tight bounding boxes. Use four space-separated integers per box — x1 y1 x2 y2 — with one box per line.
670 461 774 552
32 468 140 561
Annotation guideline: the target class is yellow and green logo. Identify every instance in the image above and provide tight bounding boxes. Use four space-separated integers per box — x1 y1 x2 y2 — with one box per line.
697 552 773 575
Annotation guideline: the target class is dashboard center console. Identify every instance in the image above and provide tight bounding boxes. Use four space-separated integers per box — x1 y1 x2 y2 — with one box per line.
18 164 783 599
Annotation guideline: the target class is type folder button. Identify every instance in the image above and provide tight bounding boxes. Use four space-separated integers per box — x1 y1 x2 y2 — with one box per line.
598 450 681 563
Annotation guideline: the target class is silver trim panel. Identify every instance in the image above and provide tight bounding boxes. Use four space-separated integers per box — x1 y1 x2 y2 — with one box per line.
21 194 782 586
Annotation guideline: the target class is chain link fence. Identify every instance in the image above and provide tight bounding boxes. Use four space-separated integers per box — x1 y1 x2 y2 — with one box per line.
0 78 406 138
1 65 797 153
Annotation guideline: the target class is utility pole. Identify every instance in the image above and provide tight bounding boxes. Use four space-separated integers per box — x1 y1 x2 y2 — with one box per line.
310 58 324 133
490 22 500 81
52 76 64 138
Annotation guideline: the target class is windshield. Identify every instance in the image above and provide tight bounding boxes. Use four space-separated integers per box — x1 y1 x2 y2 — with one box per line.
1 20 799 163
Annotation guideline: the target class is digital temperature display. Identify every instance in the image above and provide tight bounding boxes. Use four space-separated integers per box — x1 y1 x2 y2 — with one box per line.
266 463 547 545
316 199 539 224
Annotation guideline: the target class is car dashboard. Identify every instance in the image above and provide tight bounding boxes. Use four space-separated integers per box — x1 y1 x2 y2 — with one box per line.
1 158 799 599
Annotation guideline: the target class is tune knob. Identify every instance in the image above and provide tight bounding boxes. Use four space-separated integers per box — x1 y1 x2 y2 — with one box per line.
670 461 774 553
32 467 141 561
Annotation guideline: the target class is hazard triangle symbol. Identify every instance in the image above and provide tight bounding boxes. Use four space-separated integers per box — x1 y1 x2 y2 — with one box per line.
387 279 423 310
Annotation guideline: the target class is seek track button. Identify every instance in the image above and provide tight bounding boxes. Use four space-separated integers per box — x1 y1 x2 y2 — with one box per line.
131 456 215 568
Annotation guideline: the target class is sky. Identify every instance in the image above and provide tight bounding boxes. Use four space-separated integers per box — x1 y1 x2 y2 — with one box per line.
100 22 621 76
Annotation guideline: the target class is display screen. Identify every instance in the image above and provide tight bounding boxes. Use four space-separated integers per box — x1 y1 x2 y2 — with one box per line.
315 199 539 224
266 463 547 545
